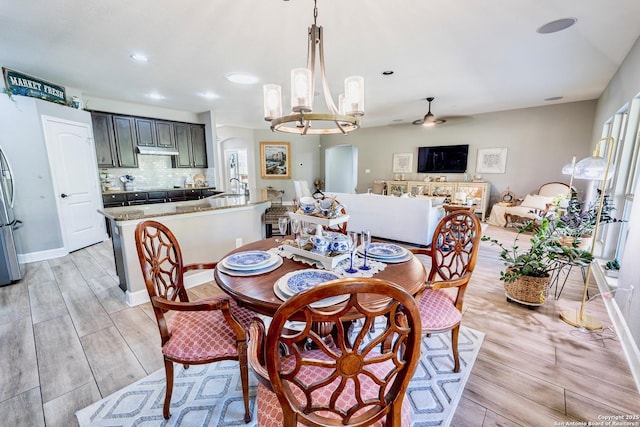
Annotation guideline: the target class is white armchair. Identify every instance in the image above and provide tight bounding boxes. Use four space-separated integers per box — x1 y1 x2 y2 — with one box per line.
487 182 571 227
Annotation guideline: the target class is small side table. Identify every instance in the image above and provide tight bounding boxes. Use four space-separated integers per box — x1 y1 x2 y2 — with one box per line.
443 204 477 214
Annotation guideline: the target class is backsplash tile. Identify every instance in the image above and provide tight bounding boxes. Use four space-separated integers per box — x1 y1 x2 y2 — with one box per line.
101 155 207 191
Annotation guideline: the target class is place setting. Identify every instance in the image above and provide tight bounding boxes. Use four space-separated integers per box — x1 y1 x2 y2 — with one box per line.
217 250 283 276
357 240 413 264
273 268 349 308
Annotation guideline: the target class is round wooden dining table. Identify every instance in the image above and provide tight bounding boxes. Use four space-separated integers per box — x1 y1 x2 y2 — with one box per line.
214 238 427 317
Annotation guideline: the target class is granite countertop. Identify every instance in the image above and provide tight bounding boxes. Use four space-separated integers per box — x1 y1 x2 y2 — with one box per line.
99 190 270 221
102 186 218 195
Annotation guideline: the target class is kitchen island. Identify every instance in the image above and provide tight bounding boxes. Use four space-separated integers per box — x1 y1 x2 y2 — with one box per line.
99 191 271 306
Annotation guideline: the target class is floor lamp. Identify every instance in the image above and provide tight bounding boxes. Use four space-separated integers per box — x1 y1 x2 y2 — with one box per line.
559 137 615 330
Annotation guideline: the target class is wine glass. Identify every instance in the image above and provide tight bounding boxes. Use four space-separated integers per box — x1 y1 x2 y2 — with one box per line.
345 231 359 274
291 219 301 246
278 216 289 238
359 230 371 270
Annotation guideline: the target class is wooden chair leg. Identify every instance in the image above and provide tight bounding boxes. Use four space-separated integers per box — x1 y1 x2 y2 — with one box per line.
451 326 461 373
163 359 174 419
237 341 252 423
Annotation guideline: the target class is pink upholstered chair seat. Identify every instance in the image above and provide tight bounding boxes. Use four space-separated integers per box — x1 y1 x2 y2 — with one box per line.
163 296 255 363
418 289 462 332
257 349 412 426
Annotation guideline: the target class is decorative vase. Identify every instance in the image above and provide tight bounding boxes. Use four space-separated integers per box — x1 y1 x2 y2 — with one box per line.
504 274 551 307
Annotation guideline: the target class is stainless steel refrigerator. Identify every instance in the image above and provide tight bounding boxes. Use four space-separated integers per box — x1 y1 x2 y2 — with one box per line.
0 146 23 286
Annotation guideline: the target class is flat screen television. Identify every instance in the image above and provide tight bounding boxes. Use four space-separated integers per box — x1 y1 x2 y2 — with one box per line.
417 144 469 173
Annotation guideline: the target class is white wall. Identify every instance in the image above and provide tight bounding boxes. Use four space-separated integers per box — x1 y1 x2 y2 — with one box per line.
253 129 320 203
83 95 201 124
320 100 597 204
0 95 93 256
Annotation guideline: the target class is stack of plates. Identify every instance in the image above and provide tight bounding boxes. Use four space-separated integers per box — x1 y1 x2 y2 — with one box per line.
274 269 349 307
358 242 412 263
218 250 282 276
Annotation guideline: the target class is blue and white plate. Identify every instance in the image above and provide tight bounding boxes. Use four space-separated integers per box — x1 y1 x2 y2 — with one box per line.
284 269 340 294
360 243 406 259
218 256 283 277
274 270 349 308
224 251 273 270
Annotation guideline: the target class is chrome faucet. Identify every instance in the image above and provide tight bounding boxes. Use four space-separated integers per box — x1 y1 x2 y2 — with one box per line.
230 177 250 197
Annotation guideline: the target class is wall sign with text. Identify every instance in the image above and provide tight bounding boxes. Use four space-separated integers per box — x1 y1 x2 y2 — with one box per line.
2 67 67 105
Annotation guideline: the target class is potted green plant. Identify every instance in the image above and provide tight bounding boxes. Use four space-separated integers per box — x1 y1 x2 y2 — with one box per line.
557 193 593 246
605 258 620 278
482 218 593 306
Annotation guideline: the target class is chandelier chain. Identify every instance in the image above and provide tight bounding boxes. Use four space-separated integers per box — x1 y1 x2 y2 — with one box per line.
313 0 318 25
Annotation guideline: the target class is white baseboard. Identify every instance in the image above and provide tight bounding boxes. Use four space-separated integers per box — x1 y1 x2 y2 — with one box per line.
593 262 640 393
19 247 68 263
125 270 214 307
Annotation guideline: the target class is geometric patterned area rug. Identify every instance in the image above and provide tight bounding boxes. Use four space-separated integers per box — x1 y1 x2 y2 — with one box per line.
76 326 484 427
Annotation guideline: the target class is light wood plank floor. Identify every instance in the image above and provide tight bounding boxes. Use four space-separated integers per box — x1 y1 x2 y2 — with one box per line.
0 225 638 426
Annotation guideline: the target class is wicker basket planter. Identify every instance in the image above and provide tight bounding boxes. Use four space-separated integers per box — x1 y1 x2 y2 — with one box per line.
504 274 551 307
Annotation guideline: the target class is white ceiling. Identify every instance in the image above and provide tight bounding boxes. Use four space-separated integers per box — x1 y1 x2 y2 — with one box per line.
1 0 639 130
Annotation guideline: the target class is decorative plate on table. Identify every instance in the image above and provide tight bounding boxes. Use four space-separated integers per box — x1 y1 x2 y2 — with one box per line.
361 243 406 258
284 269 340 294
369 251 413 264
224 251 274 270
218 255 282 277
275 269 348 307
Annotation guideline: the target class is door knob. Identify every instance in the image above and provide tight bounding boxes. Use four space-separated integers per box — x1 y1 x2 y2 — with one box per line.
61 193 69 198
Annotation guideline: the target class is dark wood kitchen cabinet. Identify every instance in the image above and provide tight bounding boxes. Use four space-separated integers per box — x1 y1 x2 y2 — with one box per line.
112 115 138 168
134 118 156 147
90 111 205 168
154 120 175 148
91 112 117 167
174 123 207 168
92 113 138 168
190 125 207 167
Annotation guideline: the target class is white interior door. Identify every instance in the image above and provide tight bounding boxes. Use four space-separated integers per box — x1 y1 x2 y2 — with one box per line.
42 116 105 252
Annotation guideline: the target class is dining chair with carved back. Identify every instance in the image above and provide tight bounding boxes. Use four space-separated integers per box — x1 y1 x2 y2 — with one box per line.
247 277 422 426
409 210 482 372
134 220 254 421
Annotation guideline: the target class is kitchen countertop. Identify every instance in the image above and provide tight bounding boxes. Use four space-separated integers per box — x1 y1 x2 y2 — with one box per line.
99 190 271 222
102 186 218 194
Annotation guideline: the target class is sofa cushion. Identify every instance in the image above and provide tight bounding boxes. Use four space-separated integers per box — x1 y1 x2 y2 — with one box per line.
521 194 554 210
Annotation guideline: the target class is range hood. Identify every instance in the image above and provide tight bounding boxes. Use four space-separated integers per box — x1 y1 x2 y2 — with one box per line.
136 146 179 156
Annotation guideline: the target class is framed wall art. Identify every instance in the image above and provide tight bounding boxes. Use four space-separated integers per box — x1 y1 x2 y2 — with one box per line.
260 142 290 179
476 147 507 174
392 152 413 174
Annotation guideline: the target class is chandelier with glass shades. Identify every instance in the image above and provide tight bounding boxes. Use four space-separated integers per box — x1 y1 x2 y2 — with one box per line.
263 0 364 135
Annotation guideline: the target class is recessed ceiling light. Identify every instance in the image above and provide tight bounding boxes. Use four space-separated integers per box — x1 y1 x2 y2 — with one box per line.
536 18 577 34
544 96 564 101
225 72 259 85
129 53 149 62
199 92 219 99
382 71 394 76
147 92 165 100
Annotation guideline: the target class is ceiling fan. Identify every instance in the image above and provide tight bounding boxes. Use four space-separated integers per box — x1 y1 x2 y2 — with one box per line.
412 97 446 126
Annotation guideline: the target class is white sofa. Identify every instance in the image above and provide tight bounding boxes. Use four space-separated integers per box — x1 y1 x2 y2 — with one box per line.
325 192 445 246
